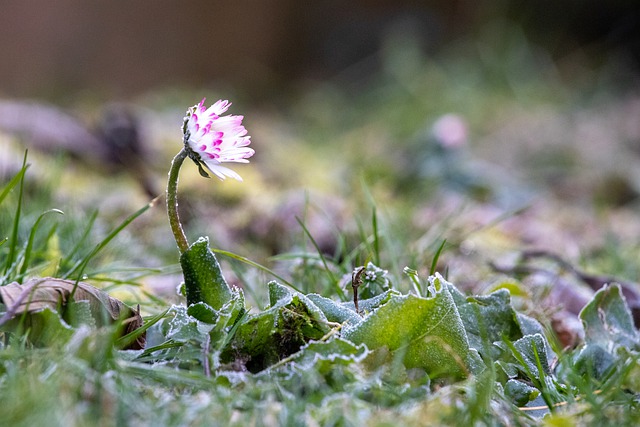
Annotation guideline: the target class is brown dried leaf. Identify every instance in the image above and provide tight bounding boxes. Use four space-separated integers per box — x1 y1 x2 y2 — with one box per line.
0 277 145 349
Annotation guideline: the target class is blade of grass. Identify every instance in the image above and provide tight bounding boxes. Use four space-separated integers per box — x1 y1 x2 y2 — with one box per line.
60 210 99 275
531 342 557 410
139 288 173 306
3 152 29 277
344 235 376 266
296 216 346 300
212 248 303 294
63 197 159 299
429 239 447 276
354 218 370 266
403 266 423 296
503 337 556 411
0 157 29 206
120 362 215 388
90 267 167 288
215 308 248 353
135 340 185 361
17 209 64 282
372 206 380 266
270 252 328 262
115 308 170 349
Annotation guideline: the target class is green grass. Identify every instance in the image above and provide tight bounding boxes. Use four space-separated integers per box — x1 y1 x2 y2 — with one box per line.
2 158 639 426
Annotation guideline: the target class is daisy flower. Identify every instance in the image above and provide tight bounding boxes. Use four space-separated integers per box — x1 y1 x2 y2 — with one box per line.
182 98 254 181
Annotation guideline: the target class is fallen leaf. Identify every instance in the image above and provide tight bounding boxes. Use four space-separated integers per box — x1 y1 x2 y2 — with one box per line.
0 277 145 349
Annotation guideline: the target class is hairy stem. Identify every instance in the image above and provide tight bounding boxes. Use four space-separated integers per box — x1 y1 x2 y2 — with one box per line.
167 148 190 253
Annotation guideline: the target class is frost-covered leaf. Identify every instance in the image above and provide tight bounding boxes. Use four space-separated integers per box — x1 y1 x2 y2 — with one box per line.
579 283 639 351
165 305 214 342
500 333 567 408
449 277 559 388
307 293 362 325
447 285 521 354
282 337 369 369
155 288 245 361
340 289 399 313
504 379 540 406
516 313 546 338
556 284 640 384
214 286 246 330
180 236 232 309
268 281 329 324
269 279 293 305
209 286 246 351
511 334 551 380
574 343 615 379
187 302 218 324
342 273 480 379
220 282 331 372
299 288 398 328
495 360 519 380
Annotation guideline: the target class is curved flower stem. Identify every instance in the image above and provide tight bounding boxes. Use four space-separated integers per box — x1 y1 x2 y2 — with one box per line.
167 148 190 253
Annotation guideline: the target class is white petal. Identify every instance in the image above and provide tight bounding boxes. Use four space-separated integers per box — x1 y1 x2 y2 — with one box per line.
204 161 243 181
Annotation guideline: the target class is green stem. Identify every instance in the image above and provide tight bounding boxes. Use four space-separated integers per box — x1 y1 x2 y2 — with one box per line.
167 148 190 253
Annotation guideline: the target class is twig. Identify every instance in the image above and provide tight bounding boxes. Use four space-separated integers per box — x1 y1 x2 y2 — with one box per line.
352 266 365 315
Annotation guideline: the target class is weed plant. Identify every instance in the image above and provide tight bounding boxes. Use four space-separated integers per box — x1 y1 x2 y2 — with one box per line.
1 32 640 425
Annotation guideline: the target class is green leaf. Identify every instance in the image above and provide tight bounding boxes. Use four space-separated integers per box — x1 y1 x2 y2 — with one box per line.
307 293 362 325
516 313 546 338
282 337 369 369
504 379 540 406
342 273 481 379
209 287 246 351
340 289 399 313
220 282 331 373
180 237 232 309
574 344 615 379
150 294 246 368
502 333 562 410
164 305 214 342
494 360 519 380
187 302 218 324
447 285 522 354
1 307 73 346
268 280 293 306
63 300 96 328
307 289 400 327
558 284 640 385
579 283 639 351
512 333 551 380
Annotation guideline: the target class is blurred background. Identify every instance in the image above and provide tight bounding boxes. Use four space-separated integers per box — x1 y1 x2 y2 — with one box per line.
1 0 639 100
1 0 640 305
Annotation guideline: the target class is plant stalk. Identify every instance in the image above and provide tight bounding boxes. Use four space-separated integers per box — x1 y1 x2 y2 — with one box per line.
167 148 190 253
